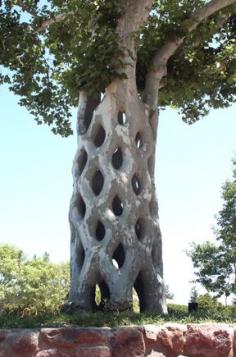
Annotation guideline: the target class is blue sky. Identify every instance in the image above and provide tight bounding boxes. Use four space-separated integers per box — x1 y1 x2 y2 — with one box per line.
0 84 235 304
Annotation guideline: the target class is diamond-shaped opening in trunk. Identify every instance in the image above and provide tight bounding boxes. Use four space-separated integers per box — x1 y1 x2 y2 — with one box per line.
135 132 143 149
132 173 142 195
77 148 88 176
76 241 85 269
76 193 86 219
95 221 106 241
112 243 125 269
112 147 123 170
134 273 145 312
95 281 110 310
91 170 104 196
132 288 140 313
112 195 123 216
135 218 145 241
93 125 106 147
118 111 128 125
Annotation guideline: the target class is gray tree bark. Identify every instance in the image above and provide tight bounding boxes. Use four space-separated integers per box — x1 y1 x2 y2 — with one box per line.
67 0 167 314
68 80 166 313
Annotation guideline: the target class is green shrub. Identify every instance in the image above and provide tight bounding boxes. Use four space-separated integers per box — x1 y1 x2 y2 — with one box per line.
167 304 188 320
197 293 222 311
0 244 69 316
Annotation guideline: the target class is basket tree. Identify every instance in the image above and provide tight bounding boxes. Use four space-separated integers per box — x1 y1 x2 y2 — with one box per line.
1 0 236 313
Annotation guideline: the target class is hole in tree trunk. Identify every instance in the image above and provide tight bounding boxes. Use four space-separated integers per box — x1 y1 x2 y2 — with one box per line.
83 285 97 312
132 288 140 313
76 193 86 219
95 221 106 241
95 285 102 307
95 281 110 310
77 149 88 176
132 174 142 195
76 241 85 269
112 243 125 269
112 147 123 170
91 170 104 196
112 195 123 216
135 218 145 241
134 273 145 312
93 125 106 147
135 132 143 149
118 111 128 125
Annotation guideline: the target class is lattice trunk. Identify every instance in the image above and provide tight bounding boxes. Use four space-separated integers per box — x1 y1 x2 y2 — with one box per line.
68 79 166 313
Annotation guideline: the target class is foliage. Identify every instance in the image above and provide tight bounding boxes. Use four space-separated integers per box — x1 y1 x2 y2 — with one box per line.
189 286 198 303
1 0 236 135
188 159 236 300
215 158 236 257
197 293 220 311
0 0 124 136
164 284 174 300
1 244 234 326
0 244 69 316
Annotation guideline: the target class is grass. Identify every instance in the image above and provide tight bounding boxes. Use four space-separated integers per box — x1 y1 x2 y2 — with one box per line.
0 304 235 329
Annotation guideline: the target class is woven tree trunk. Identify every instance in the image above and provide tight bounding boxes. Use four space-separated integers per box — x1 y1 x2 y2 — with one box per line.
68 77 166 313
68 0 166 314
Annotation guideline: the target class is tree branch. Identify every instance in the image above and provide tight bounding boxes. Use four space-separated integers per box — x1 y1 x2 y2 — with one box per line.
188 0 236 32
191 13 229 48
156 13 229 91
14 0 37 17
117 0 152 37
116 0 152 53
34 12 74 34
115 0 153 80
11 2 73 34
143 0 236 108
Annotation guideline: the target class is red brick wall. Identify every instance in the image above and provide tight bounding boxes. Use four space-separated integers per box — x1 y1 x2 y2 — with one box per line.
0 324 235 356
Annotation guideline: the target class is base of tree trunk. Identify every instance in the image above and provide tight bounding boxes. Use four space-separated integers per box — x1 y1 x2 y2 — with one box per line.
61 301 133 314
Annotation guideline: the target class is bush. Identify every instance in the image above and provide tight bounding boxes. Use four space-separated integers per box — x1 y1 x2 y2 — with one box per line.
167 304 188 319
191 294 236 321
197 293 221 311
0 244 69 316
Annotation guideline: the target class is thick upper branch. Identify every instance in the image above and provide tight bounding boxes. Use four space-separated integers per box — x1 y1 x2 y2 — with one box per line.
153 0 236 70
117 0 152 37
143 0 236 108
116 0 152 57
188 0 236 32
115 0 153 84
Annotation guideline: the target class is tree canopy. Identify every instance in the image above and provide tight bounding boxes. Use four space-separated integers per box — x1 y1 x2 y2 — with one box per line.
1 0 236 136
188 158 236 302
